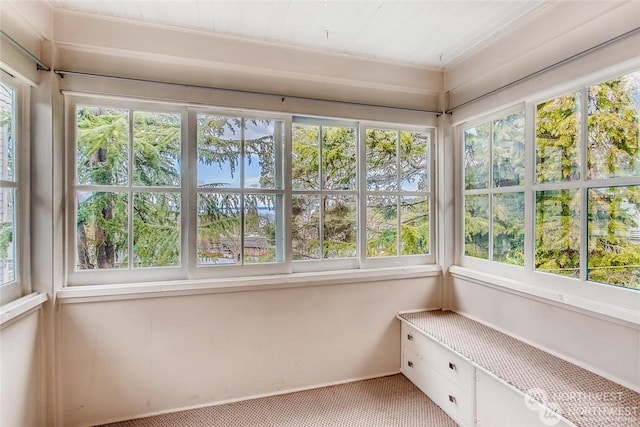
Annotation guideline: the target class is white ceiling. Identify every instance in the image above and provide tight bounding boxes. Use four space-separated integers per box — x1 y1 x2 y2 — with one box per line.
45 0 549 69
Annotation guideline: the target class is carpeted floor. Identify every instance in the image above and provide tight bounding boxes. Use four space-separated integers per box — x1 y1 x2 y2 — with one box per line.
98 374 456 427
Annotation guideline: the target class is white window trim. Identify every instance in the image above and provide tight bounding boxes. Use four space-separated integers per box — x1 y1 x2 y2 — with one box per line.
456 71 640 323
65 93 437 286
0 73 29 306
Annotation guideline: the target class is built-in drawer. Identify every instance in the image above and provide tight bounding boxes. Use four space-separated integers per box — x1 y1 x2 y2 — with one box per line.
402 354 474 427
402 321 474 393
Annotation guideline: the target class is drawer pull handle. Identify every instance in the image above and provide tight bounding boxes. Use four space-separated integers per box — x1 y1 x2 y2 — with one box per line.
407 361 414 368
407 334 413 341
449 362 456 370
448 394 456 403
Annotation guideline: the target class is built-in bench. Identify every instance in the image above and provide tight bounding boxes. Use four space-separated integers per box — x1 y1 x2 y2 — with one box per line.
398 310 640 427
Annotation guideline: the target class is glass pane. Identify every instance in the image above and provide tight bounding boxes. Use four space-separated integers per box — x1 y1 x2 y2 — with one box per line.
133 192 180 268
536 93 581 183
76 191 128 270
464 123 490 189
400 131 429 191
244 194 278 264
0 188 15 284
324 195 357 259
401 196 429 255
322 126 356 190
464 194 489 259
0 83 15 182
588 72 640 179
366 129 397 191
77 106 129 186
535 190 580 277
292 194 320 261
292 124 320 191
243 194 277 264
493 111 525 187
133 111 181 187
197 193 241 265
493 192 525 266
367 195 398 257
244 119 283 189
197 114 241 188
588 186 640 289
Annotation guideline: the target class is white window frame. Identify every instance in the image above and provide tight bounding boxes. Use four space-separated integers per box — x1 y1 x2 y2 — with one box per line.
0 72 29 305
457 69 640 318
65 94 436 286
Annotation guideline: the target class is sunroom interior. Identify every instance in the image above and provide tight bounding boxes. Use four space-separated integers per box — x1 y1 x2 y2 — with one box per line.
1 1 639 426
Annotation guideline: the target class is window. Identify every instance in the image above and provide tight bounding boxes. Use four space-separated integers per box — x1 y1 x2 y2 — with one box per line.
67 96 434 284
535 71 640 289
463 110 525 266
462 70 640 291
0 77 27 305
72 102 184 283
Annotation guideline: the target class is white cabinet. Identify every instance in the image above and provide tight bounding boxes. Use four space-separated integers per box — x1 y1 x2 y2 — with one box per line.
475 370 575 427
401 322 475 427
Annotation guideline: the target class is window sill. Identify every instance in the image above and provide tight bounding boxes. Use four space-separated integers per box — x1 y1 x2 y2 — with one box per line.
449 266 640 328
0 292 48 327
57 265 442 303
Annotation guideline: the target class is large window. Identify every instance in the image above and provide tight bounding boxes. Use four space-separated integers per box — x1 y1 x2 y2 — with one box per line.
535 72 640 289
463 110 525 266
67 96 434 284
462 70 640 291
0 78 27 305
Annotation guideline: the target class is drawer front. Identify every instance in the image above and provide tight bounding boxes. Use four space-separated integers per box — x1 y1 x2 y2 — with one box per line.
402 354 474 427
402 321 474 393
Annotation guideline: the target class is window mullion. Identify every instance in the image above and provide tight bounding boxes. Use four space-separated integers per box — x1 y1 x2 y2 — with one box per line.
128 109 134 269
579 87 589 282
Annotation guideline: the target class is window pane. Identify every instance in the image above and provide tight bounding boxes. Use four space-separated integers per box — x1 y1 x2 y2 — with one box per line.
197 115 241 188
588 186 640 289
244 194 278 264
367 195 398 257
400 131 429 191
133 111 181 187
77 106 129 186
0 188 15 284
133 192 180 268
464 194 489 259
493 111 525 187
535 190 580 277
588 72 640 179
401 196 429 255
245 119 282 190
292 195 320 261
0 83 15 182
76 191 128 270
536 93 581 183
324 195 357 259
493 192 525 266
366 129 397 191
292 124 320 191
197 193 241 265
322 126 356 190
464 123 490 190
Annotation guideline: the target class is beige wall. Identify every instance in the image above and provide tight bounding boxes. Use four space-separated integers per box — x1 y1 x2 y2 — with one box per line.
58 276 441 427
0 309 44 427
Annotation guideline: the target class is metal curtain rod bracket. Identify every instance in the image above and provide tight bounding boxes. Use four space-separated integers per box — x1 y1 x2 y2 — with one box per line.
445 26 640 115
0 30 51 72
53 69 441 116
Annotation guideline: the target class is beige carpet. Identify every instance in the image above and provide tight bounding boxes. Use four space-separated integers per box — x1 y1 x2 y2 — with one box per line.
98 374 457 427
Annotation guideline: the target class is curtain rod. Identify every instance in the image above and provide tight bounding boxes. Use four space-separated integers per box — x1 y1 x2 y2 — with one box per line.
0 30 51 72
446 26 640 114
54 69 442 116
